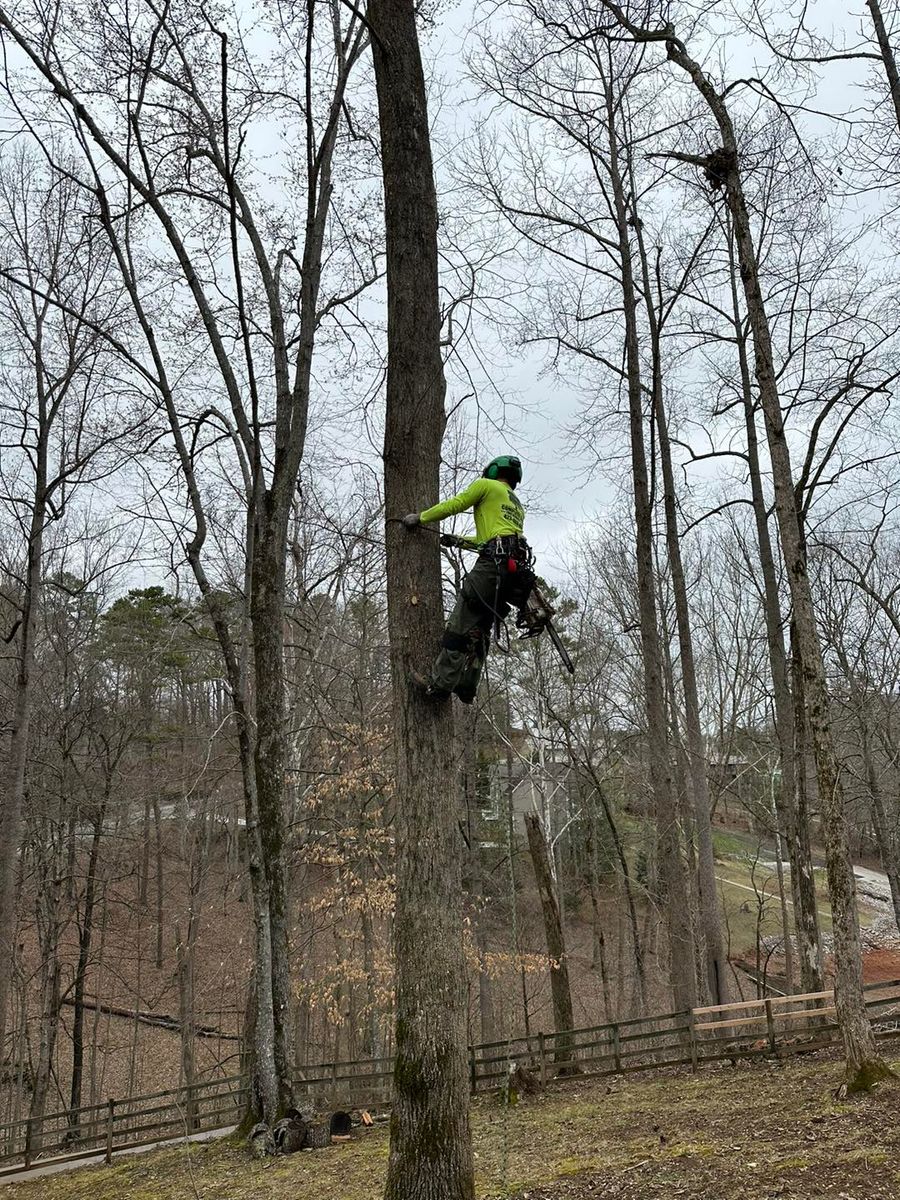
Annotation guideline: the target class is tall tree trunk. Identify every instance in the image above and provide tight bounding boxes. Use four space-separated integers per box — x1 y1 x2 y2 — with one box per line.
0 482 45 1063
461 709 495 1045
140 793 151 908
370 2 475 1195
725 236 823 993
603 72 697 1013
250 521 295 1110
770 782 796 991
177 923 199 1131
833 657 900 936
68 809 105 1132
584 804 613 1018
790 622 825 990
361 908 379 1059
28 956 60 1156
525 813 576 1066
633 215 726 1004
867 0 900 135
504 697 532 1038
656 395 726 1003
661 28 890 1088
153 797 164 970
29 836 62 1155
867 761 900 934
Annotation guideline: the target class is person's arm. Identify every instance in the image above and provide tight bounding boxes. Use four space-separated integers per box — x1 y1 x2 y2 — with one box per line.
419 478 489 526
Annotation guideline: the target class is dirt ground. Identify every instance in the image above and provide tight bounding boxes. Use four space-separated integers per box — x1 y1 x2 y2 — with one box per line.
4 1047 899 1200
860 947 900 983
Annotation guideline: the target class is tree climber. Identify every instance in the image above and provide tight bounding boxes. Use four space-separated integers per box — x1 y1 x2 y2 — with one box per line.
401 455 534 704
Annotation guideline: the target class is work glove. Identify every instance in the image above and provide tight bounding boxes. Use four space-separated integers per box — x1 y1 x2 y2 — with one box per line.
440 533 462 547
401 513 421 530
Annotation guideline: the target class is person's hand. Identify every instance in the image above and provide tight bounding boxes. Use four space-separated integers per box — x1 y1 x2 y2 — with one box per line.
440 533 461 547
401 513 420 530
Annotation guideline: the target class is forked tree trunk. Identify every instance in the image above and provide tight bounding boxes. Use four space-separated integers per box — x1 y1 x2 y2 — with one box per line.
660 26 891 1089
631 208 726 1004
653 371 727 1005
525 813 576 1066
726 246 823 994
369 2 475 1196
602 72 697 1013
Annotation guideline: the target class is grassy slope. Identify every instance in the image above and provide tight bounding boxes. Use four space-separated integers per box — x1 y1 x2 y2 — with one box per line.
8 1050 899 1200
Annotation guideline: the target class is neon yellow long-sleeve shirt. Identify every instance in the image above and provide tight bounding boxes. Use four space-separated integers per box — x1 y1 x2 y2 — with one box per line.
420 478 525 545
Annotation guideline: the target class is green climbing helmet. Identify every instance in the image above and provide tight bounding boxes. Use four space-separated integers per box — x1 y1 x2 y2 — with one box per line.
482 455 523 487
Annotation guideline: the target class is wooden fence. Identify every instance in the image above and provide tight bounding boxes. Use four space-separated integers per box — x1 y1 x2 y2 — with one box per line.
1 978 898 1178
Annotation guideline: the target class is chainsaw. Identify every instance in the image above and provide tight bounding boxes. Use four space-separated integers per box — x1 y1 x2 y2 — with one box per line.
438 534 575 676
515 580 575 675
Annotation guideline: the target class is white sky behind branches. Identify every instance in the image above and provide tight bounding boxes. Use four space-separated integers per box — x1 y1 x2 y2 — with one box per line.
0 0 897 595
418 0 900 579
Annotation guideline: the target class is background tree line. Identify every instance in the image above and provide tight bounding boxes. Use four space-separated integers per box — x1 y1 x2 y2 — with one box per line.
1 0 900 1190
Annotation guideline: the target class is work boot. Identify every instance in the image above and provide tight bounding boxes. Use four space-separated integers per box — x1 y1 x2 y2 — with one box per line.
409 670 450 702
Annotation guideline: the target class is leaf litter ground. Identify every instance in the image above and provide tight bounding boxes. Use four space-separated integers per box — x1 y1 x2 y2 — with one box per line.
6 1048 899 1199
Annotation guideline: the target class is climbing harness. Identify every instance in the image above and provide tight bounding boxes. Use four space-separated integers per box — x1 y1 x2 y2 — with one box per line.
441 533 575 675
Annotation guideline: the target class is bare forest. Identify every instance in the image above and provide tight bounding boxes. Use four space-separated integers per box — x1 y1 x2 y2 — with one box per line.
1 0 900 1195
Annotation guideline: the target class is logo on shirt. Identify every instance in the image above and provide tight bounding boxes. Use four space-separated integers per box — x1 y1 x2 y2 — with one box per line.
502 491 525 529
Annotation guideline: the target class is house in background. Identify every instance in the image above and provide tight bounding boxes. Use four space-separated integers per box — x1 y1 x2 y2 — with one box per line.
477 738 575 845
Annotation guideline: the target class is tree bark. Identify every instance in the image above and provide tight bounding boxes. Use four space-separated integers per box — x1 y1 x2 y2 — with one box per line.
602 70 697 1013
658 23 891 1089
153 797 164 971
177 924 199 1131
369 2 475 1195
725 240 823 994
0 422 45 1064
867 756 900 935
28 955 60 1155
584 803 613 1018
832 649 900 937
867 0 900 136
525 813 576 1066
68 807 105 1132
461 708 495 1046
250 522 295 1109
504 694 532 1038
648 337 727 1005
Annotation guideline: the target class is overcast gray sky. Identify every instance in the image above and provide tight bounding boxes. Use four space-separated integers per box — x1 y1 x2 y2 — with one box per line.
420 0 883 573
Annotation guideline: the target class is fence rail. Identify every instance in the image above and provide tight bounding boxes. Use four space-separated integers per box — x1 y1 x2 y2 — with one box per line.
2 978 899 1178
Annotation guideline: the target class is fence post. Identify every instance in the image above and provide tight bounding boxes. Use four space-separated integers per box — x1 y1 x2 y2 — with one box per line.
469 1046 477 1095
765 999 776 1054
611 1023 621 1074
688 1011 698 1072
538 1031 547 1086
105 1099 115 1165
